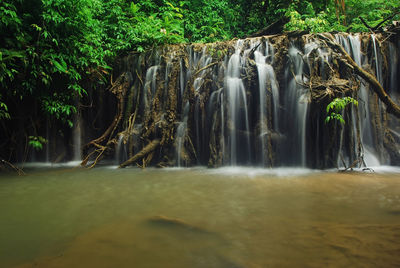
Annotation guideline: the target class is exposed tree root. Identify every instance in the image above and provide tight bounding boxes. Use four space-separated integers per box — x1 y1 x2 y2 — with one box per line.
81 72 131 167
81 139 117 168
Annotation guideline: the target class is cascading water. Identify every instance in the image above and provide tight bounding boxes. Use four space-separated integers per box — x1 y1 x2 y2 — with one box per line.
225 40 251 165
86 33 400 169
179 59 186 99
143 65 159 111
388 42 398 97
187 47 213 163
335 34 360 167
254 40 279 164
283 45 310 166
348 34 379 166
116 134 126 165
175 102 190 167
336 34 382 167
371 34 389 165
372 35 383 85
45 118 50 162
12 32 400 167
72 111 82 161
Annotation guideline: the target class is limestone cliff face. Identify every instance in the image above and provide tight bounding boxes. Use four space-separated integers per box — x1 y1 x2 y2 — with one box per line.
84 32 400 169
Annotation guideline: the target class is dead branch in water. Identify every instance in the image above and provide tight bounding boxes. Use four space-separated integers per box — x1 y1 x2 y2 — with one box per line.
1 159 25 175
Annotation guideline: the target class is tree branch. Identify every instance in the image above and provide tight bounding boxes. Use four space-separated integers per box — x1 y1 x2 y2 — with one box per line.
318 34 400 118
359 10 400 32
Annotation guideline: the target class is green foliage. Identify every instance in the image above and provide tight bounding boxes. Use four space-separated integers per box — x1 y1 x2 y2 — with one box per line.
0 97 10 120
0 0 398 130
325 97 358 124
284 0 400 33
180 0 233 42
285 1 332 32
343 0 399 31
28 136 47 151
42 97 77 127
0 0 111 125
128 0 186 50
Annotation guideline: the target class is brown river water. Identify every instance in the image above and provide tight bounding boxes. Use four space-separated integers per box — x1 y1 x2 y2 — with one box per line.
1 165 400 267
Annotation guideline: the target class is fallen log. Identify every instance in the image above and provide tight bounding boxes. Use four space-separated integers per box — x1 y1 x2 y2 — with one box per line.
119 139 160 168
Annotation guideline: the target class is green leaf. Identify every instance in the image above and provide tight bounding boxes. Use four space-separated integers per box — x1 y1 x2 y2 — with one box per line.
51 58 68 73
130 2 140 14
28 136 47 151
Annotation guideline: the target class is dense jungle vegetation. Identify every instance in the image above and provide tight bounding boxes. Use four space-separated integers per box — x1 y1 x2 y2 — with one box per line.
0 0 399 158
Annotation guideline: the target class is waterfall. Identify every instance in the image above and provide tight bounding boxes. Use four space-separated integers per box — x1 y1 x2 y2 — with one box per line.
13 32 400 167
372 35 383 85
388 42 398 97
335 34 360 167
336 34 383 167
116 134 125 165
371 34 387 165
348 34 377 165
72 111 82 161
284 45 310 167
254 40 279 164
176 102 190 167
225 40 251 165
179 59 186 99
71 33 400 169
45 118 50 162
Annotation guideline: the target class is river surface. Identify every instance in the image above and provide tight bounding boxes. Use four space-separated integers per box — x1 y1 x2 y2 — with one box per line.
1 165 400 267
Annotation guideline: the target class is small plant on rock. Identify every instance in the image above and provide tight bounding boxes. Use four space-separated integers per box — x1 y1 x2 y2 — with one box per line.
325 96 358 124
